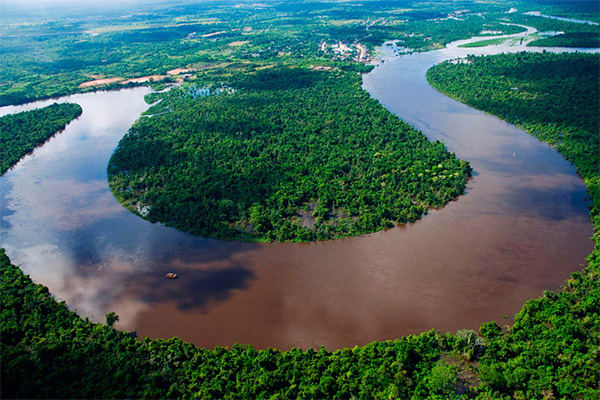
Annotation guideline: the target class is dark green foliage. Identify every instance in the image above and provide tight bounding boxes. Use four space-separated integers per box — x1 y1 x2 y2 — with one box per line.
1 248 471 398
108 66 471 241
428 51 600 400
105 312 119 327
529 32 600 48
0 102 82 174
525 0 600 15
477 270 600 399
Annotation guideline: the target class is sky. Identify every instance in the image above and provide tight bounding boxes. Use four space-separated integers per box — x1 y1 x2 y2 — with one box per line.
1 0 140 4
0 0 173 9
0 0 193 16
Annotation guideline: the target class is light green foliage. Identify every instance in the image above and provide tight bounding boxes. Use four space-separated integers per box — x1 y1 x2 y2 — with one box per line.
427 361 458 395
458 38 507 48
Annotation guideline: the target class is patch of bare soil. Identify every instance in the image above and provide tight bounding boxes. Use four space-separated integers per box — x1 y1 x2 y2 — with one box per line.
78 77 123 88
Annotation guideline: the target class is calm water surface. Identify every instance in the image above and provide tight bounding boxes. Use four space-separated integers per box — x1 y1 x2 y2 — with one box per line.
0 30 595 349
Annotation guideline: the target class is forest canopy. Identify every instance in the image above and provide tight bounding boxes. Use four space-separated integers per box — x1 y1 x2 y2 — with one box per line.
108 65 471 242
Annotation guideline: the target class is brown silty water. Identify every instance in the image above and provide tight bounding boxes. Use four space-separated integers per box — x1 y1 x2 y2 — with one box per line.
0 28 596 349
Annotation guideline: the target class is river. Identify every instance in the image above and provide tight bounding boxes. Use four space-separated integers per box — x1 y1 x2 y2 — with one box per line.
0 28 596 349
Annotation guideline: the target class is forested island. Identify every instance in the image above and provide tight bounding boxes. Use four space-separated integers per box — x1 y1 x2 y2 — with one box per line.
108 65 471 241
0 103 82 174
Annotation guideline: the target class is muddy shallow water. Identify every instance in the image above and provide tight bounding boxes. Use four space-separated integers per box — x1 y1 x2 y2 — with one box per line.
0 29 596 349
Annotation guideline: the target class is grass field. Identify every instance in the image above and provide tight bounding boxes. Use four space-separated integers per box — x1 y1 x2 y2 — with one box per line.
458 37 508 48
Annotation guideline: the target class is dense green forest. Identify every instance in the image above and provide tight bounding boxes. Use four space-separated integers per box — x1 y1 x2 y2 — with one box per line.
528 32 600 48
108 65 471 241
0 103 82 174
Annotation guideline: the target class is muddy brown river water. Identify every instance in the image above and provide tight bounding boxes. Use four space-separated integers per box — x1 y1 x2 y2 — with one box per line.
0 28 597 349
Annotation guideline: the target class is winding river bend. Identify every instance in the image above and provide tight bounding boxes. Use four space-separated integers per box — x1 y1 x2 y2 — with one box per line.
0 28 596 349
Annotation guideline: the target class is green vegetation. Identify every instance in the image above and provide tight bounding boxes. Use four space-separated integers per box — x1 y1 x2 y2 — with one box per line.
108 65 471 241
2 1 597 106
529 32 600 48
0 0 525 106
0 103 82 174
458 37 508 48
427 51 600 399
503 8 599 48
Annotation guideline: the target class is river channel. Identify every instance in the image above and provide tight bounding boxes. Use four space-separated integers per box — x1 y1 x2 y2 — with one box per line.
0 27 596 349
